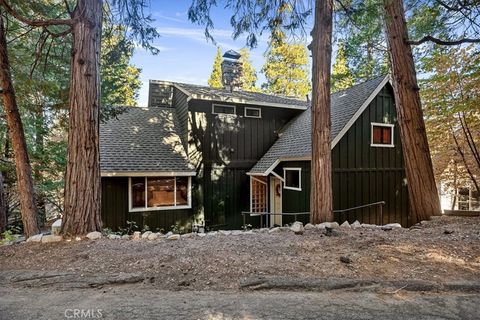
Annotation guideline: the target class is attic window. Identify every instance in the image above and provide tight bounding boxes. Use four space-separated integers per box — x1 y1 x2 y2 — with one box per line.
284 168 302 191
212 104 236 115
371 123 394 147
245 107 261 118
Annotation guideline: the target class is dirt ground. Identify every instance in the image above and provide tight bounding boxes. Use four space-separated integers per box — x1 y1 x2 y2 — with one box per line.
1 216 479 291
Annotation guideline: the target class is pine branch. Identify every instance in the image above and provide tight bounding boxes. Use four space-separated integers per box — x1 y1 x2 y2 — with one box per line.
408 35 480 45
0 0 74 27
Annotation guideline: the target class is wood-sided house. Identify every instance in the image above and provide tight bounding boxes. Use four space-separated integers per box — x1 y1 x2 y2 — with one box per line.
100 52 410 232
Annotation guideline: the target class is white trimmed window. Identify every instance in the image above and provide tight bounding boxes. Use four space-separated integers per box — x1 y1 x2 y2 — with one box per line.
283 168 302 191
212 104 236 115
244 107 261 118
129 176 192 211
371 122 394 147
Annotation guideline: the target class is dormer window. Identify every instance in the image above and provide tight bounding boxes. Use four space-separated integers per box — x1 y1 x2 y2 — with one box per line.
371 123 394 147
212 104 236 115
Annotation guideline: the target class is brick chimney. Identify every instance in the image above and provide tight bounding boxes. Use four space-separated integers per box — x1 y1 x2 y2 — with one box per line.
221 50 242 92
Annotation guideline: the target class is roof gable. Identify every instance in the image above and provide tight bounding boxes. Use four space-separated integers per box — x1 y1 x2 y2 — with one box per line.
249 75 390 175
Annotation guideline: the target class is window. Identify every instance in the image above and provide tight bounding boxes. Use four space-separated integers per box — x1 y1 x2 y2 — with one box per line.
371 123 394 147
245 107 261 118
129 176 191 211
284 168 301 191
212 104 236 115
250 176 268 212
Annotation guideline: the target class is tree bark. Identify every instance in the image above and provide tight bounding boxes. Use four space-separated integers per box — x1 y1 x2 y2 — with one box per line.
0 12 39 237
310 0 334 224
61 0 103 236
34 104 46 225
383 0 441 223
0 171 6 233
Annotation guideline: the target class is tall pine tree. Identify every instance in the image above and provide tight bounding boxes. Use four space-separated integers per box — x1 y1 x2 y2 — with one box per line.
262 30 310 98
332 42 354 92
208 47 223 88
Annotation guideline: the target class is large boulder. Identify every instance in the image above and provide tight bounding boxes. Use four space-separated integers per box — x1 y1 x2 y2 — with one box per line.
141 231 152 239
41 235 62 243
51 219 62 235
304 223 315 230
27 234 43 243
147 233 159 240
132 231 141 240
290 221 304 235
86 231 102 240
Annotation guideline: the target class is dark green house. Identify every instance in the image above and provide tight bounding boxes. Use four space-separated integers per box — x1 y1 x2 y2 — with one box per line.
100 53 409 231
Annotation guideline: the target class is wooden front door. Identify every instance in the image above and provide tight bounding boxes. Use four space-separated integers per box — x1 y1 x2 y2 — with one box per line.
270 177 282 227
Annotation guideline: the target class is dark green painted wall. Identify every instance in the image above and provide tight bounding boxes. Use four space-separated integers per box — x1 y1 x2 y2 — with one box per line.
101 177 193 232
278 85 410 226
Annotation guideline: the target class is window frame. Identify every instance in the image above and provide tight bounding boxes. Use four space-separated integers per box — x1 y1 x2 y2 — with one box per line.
128 176 192 212
244 107 262 119
212 103 236 116
370 122 395 148
283 167 302 191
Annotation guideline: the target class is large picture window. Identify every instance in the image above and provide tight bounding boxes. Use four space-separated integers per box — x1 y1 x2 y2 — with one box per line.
284 168 301 191
130 176 191 211
371 123 394 147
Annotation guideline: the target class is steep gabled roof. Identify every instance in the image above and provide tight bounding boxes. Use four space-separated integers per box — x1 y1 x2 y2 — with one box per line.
100 106 195 176
249 75 390 175
149 80 309 110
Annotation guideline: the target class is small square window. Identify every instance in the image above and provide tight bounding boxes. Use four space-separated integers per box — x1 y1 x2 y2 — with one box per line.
284 168 301 191
371 123 394 147
245 107 261 118
212 104 235 115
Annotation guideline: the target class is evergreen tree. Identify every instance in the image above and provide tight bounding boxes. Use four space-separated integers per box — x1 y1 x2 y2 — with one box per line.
208 47 223 88
332 43 354 92
238 48 258 92
262 31 310 98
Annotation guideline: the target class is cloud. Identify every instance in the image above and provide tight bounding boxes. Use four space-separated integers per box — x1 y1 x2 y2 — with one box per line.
152 12 187 24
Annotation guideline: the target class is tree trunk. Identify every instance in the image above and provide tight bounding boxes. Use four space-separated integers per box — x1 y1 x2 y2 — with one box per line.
61 0 103 236
34 104 46 226
0 13 39 237
383 0 441 223
0 171 6 233
310 0 334 224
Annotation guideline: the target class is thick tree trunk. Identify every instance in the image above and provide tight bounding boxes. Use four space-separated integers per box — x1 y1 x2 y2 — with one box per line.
310 0 334 224
0 171 6 233
0 13 39 237
61 0 103 236
383 0 441 223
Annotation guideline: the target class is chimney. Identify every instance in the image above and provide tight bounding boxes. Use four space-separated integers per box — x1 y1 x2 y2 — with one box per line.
221 50 242 92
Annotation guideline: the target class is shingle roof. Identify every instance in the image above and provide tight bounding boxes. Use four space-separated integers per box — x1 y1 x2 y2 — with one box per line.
173 82 309 110
249 75 389 175
100 106 194 174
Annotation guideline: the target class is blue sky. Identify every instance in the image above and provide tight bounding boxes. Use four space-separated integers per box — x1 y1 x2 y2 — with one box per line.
131 1 312 106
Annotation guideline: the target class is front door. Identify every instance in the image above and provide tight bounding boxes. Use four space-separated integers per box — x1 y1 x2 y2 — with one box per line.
270 177 282 227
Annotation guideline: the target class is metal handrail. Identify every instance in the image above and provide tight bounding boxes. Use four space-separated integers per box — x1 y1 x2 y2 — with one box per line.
241 201 386 229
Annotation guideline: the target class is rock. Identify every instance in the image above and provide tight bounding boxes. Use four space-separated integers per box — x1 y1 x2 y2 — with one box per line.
147 233 159 240
304 223 315 230
259 228 270 234
268 227 281 234
219 230 232 236
166 234 180 240
141 231 152 239
26 234 43 243
381 223 402 231
107 234 121 240
340 256 352 264
41 235 62 243
231 230 244 236
133 231 141 240
181 233 193 239
351 220 361 229
290 221 304 235
361 223 378 229
207 231 218 236
165 231 173 237
315 223 326 230
75 236 82 241
316 222 339 229
243 230 254 235
86 231 102 240
121 235 130 240
340 221 351 228
51 219 62 235
444 230 454 235
197 233 206 238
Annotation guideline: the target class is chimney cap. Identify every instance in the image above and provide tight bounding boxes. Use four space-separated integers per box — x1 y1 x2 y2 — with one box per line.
222 50 241 60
